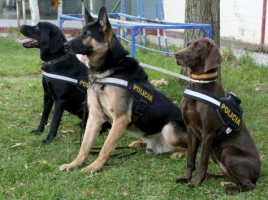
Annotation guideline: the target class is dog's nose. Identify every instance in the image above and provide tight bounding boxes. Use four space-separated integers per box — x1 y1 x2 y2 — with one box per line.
63 42 70 52
175 53 181 59
20 25 26 33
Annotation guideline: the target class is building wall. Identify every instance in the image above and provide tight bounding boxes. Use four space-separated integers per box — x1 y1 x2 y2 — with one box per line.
162 0 265 45
2 0 265 45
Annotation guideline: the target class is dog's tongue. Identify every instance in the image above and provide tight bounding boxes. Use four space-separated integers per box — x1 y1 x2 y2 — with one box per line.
16 38 39 48
16 38 33 44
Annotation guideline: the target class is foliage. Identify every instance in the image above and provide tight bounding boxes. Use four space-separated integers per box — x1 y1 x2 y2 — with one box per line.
0 37 267 199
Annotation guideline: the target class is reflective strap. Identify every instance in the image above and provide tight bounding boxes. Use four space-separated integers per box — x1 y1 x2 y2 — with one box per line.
42 71 78 84
184 89 221 107
95 77 128 87
190 78 217 83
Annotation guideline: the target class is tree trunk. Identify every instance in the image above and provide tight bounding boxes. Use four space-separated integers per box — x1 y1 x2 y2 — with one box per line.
184 0 220 46
29 0 40 25
182 0 220 77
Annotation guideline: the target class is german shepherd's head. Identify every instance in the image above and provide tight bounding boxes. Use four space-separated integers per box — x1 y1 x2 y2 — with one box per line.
64 7 128 71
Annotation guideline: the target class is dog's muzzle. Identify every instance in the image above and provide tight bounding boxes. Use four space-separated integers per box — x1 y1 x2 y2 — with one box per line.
63 42 71 53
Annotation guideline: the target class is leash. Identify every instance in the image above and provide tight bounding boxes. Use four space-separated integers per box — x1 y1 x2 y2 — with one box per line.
45 54 70 65
139 62 218 83
42 61 214 86
90 146 141 164
140 62 191 82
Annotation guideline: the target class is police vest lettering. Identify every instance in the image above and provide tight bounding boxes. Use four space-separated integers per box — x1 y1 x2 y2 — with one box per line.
220 103 241 126
79 79 90 89
133 84 153 102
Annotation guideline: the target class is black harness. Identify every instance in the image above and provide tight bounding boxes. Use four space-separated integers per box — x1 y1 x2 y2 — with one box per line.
91 77 154 123
183 88 244 142
42 72 154 123
41 70 89 144
42 71 89 94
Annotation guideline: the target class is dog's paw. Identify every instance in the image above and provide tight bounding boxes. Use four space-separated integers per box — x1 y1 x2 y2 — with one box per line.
128 140 146 148
81 164 101 173
59 163 75 172
42 135 54 143
176 169 193 184
30 129 44 134
176 177 190 184
171 151 187 159
225 186 240 195
191 176 204 187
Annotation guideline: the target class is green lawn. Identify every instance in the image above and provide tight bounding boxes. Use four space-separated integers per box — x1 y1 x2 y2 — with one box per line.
0 36 267 199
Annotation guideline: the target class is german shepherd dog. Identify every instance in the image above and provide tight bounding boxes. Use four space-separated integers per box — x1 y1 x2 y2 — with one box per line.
18 22 89 143
59 7 187 173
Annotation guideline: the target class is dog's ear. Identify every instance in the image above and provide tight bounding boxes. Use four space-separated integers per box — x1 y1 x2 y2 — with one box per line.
40 30 51 53
50 32 65 54
97 7 111 32
84 8 95 23
204 44 222 72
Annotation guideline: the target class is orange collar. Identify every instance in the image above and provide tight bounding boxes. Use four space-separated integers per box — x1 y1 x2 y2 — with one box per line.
190 72 218 81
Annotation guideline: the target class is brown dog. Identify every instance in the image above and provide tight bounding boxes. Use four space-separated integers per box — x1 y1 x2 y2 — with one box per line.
175 38 260 195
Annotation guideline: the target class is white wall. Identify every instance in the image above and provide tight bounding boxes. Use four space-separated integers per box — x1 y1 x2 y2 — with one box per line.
162 0 266 45
163 0 185 22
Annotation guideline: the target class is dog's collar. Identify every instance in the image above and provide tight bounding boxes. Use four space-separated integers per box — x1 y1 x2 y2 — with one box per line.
190 72 217 83
45 54 70 65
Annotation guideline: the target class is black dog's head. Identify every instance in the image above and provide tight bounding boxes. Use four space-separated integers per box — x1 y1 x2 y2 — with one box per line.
64 7 128 69
18 22 67 61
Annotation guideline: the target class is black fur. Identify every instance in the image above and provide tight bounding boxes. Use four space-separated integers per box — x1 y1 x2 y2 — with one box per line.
59 7 188 173
19 22 89 143
64 7 186 138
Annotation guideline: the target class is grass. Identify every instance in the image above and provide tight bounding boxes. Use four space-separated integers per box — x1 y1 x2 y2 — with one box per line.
0 36 268 199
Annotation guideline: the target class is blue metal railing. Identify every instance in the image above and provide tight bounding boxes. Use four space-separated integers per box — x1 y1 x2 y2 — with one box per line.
58 13 212 58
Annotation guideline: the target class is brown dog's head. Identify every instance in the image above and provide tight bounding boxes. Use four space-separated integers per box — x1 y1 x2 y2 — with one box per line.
175 38 222 74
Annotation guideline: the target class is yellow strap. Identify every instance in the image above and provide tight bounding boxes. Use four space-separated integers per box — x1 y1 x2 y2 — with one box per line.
190 72 218 80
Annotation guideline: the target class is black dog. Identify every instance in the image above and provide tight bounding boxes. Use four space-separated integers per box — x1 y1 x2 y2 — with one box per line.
59 7 188 173
18 22 89 143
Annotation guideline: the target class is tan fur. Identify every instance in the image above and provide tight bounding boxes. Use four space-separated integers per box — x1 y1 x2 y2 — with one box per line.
128 140 146 148
59 7 188 173
83 38 108 67
60 85 132 172
171 150 187 159
60 83 187 172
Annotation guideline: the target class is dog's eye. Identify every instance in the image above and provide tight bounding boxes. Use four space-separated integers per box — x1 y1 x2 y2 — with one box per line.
193 42 199 48
85 31 91 36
